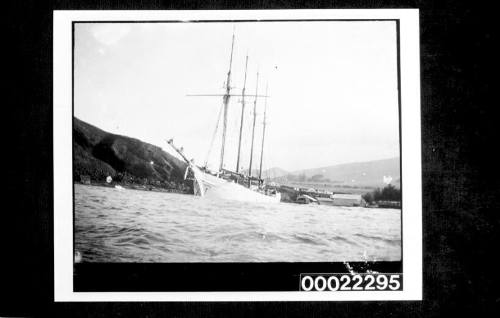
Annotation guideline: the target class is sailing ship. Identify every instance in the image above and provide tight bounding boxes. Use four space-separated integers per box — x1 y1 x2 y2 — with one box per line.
166 31 281 203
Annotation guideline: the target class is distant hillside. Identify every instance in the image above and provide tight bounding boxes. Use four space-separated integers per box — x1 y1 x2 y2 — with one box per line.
242 167 289 179
73 117 188 186
271 157 400 188
73 117 400 190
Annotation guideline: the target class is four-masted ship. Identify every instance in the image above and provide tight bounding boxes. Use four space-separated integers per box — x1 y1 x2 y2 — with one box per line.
166 31 281 203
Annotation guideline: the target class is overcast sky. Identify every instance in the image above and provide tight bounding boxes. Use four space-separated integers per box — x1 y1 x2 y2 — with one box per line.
74 21 400 172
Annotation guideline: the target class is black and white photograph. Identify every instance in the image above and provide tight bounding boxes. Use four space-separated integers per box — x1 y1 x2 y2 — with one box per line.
53 9 422 301
5 1 498 316
74 20 402 263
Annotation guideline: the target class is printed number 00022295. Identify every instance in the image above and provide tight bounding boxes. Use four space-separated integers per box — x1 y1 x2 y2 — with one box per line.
300 274 402 291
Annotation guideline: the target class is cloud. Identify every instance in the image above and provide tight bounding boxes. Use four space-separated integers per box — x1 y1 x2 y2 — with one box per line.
91 24 131 46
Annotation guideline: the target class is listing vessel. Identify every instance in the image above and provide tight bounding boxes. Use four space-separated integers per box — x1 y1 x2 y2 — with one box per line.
166 31 281 203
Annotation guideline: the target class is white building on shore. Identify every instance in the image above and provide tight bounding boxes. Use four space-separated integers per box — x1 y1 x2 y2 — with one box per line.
330 193 366 207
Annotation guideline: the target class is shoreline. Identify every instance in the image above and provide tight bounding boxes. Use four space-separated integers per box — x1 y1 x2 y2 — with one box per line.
76 182 400 210
75 181 192 195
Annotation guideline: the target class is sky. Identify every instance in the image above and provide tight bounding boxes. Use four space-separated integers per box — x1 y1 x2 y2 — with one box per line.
74 21 400 172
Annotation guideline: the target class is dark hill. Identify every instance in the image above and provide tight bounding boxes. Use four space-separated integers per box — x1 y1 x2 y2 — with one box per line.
73 117 188 187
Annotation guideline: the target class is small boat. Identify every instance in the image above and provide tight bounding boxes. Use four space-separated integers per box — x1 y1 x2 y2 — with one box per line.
296 194 318 204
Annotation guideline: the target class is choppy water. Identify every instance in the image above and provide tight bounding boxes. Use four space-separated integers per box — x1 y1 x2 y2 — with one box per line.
75 184 401 262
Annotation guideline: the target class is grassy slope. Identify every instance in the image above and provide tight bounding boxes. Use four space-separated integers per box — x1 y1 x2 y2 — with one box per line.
73 117 187 184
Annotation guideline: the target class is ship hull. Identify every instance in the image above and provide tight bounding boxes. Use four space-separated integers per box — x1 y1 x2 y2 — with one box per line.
193 168 281 203
166 141 281 203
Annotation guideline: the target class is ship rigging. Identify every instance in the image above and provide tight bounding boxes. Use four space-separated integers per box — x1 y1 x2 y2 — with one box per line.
167 30 280 203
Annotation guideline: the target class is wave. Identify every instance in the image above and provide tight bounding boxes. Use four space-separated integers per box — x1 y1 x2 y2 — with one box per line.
75 184 402 262
328 235 361 246
354 233 400 245
292 233 329 246
217 230 287 243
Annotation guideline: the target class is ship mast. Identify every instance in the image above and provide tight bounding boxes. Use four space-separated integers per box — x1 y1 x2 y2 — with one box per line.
235 54 249 174
219 31 235 172
259 83 268 180
248 72 259 178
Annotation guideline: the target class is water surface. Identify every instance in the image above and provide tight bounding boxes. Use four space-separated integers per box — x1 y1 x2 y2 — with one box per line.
75 184 401 262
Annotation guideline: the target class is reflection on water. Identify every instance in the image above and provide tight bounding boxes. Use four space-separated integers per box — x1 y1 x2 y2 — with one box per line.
74 184 401 262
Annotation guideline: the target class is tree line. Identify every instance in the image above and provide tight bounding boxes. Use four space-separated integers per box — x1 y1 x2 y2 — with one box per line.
362 184 401 203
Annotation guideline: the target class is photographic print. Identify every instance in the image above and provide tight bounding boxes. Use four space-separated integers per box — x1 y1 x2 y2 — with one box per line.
54 9 421 301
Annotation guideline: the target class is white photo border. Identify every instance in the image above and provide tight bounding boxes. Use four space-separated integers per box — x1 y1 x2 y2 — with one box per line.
54 9 421 301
